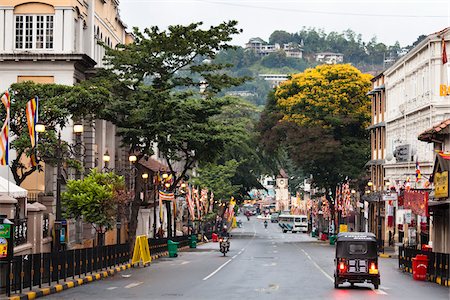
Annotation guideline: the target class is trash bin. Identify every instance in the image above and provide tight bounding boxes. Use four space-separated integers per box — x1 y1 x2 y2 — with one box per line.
189 235 197 249
311 229 317 238
412 254 428 281
329 235 337 245
212 233 218 242
168 240 179 257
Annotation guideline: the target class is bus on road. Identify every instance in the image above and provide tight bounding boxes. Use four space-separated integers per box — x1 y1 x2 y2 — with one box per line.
278 214 308 233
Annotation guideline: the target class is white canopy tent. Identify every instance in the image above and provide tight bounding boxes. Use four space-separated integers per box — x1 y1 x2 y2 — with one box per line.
0 176 28 198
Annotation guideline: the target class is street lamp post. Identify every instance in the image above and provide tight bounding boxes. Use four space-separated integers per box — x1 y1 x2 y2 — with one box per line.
36 123 84 252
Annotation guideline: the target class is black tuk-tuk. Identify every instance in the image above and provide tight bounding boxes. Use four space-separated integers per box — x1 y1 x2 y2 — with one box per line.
334 232 380 289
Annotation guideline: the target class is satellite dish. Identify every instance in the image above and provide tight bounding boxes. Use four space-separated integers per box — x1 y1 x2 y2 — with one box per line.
385 153 393 161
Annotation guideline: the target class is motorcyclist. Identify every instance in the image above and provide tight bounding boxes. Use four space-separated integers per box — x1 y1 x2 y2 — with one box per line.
221 224 229 237
264 220 268 229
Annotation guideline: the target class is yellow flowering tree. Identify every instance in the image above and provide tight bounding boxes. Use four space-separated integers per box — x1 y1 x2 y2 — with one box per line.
259 64 372 191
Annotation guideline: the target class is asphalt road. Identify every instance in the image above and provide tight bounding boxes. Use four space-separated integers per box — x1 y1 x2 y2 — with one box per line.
48 217 449 300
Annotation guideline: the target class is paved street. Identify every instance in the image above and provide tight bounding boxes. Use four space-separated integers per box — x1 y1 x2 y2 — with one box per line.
48 217 449 300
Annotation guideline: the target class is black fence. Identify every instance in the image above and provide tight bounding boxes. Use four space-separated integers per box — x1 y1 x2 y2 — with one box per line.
4 243 130 296
398 246 450 286
147 235 190 256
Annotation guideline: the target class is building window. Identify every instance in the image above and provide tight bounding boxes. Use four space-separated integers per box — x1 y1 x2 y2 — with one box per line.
15 15 54 50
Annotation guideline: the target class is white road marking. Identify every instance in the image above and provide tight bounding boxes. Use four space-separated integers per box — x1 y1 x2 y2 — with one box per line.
106 287 117 290
273 245 277 248
124 282 143 289
232 254 238 259
273 250 278 253
203 259 232 280
180 261 190 265
300 248 334 282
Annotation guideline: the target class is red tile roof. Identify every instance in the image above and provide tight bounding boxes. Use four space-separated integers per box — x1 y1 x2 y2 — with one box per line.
418 119 450 142
138 157 169 172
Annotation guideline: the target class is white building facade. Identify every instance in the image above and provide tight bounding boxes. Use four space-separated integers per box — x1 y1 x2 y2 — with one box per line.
384 27 450 189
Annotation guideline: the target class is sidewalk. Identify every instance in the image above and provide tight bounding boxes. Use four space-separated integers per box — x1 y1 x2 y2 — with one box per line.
5 244 194 300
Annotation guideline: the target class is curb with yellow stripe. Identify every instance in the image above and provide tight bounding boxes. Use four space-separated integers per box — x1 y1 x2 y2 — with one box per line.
9 243 199 299
9 263 132 300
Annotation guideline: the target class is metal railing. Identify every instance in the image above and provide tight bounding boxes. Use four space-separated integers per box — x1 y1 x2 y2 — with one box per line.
5 243 130 296
147 236 191 256
43 214 49 238
398 246 450 286
14 218 28 247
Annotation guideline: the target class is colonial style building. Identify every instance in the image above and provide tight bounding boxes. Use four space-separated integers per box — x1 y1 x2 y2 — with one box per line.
382 27 450 250
0 0 133 251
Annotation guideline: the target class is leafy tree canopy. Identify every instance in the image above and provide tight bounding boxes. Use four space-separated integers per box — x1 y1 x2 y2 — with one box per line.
62 169 126 232
259 64 372 191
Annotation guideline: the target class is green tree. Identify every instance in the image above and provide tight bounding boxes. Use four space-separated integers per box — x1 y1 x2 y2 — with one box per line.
259 64 372 193
191 160 240 202
1 82 109 186
87 21 247 245
62 169 126 243
269 30 293 45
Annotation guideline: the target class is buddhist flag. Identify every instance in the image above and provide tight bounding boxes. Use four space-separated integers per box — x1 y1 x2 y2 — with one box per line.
0 91 10 165
443 38 450 86
186 186 195 220
415 159 421 182
26 97 38 167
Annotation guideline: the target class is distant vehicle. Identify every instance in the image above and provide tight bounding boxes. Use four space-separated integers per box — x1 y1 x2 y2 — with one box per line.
270 213 279 223
257 214 270 220
278 214 308 233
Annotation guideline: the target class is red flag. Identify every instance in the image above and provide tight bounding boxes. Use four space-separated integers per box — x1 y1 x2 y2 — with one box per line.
443 38 448 64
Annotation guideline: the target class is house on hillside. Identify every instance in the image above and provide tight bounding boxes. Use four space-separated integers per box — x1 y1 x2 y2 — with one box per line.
315 52 344 64
245 38 303 58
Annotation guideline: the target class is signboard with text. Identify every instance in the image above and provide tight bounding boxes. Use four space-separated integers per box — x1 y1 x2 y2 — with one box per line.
434 171 449 199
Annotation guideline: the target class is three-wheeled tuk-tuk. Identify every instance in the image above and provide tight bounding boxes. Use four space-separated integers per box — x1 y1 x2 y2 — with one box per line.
334 232 380 289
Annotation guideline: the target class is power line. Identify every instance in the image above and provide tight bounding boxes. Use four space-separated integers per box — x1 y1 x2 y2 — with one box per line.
122 0 449 18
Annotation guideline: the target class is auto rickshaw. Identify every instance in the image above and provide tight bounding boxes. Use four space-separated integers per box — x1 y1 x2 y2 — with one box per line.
334 232 380 289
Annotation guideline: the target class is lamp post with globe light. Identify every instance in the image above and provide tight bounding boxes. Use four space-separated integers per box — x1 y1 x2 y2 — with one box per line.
35 122 84 251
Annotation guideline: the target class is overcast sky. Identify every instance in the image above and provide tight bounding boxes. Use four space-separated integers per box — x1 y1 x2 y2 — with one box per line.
119 0 450 47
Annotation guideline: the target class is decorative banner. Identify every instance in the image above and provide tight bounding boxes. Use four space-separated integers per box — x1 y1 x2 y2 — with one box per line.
209 191 214 213
186 186 195 220
193 187 200 219
0 91 10 166
404 190 429 217
159 190 175 201
200 188 208 214
26 97 38 167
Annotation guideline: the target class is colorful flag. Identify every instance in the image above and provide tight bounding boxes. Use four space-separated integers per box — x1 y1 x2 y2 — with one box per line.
186 186 195 220
0 91 10 165
209 191 214 213
443 37 448 64
415 159 421 182
26 97 38 167
443 38 450 86
193 187 201 219
158 190 174 201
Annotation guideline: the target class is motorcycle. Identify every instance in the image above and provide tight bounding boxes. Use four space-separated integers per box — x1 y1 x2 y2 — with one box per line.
219 237 230 256
237 220 243 228
264 220 268 229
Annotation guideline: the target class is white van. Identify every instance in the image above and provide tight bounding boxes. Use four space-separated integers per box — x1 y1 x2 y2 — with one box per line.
278 214 308 233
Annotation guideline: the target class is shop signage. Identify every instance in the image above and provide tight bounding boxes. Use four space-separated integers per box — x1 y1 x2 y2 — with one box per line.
0 224 10 238
440 84 450 96
382 193 398 201
434 171 449 199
